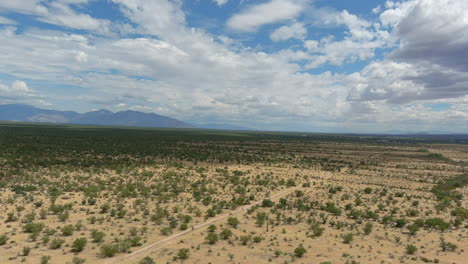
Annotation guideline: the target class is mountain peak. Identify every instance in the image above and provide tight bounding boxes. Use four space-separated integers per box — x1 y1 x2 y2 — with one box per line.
0 104 192 128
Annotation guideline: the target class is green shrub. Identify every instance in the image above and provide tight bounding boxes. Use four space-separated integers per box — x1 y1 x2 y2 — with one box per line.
100 244 119 257
406 244 417 255
62 225 74 236
294 245 306 257
71 257 86 264
253 236 263 243
23 222 45 233
342 233 353 244
440 238 457 252
139 256 156 264
363 222 373 235
219 228 233 240
91 230 105 243
40 256 51 264
22 246 31 256
205 233 219 245
0 234 9 245
72 238 87 252
174 248 190 260
227 217 239 228
49 238 65 249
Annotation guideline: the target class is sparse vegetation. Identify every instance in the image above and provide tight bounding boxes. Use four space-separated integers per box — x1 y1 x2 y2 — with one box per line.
0 124 466 263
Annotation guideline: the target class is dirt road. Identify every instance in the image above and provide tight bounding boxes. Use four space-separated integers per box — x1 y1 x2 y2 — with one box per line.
101 186 300 264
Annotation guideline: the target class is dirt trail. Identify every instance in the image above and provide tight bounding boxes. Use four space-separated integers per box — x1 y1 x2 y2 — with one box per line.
101 186 300 264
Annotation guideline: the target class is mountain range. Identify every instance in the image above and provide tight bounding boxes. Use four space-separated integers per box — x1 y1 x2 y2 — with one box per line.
0 104 253 130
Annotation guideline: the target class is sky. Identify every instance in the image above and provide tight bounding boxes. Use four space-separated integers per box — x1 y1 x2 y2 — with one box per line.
0 0 467 133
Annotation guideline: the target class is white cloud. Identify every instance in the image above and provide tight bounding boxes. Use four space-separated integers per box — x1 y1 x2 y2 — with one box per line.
270 22 307 41
112 0 186 39
226 0 307 32
213 0 229 6
0 16 16 25
0 80 49 106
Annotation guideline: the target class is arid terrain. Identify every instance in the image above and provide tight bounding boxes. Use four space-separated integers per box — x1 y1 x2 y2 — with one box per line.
0 124 466 264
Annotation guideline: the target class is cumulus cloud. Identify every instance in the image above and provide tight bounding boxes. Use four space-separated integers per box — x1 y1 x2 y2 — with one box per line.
0 0 467 132
347 0 468 106
270 22 307 41
0 80 49 106
227 0 308 32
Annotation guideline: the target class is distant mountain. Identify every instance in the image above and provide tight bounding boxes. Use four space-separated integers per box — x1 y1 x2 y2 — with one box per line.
0 104 193 128
196 123 254 131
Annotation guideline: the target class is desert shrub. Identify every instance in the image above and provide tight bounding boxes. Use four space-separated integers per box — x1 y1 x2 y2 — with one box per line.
23 222 44 233
342 233 353 244
62 224 74 236
71 257 86 264
40 256 51 264
205 232 218 245
406 244 417 255
322 202 341 216
91 230 105 243
394 219 407 228
255 211 267 226
227 217 239 228
440 238 457 252
160 227 172 236
261 199 274 207
139 257 156 264
425 218 450 232
174 248 190 260
72 238 87 252
363 222 373 235
219 228 233 240
407 224 419 235
207 224 217 232
6 212 18 222
49 238 65 249
253 236 263 243
364 187 372 194
451 207 468 220
294 245 306 257
22 246 31 256
100 244 119 257
310 222 324 237
0 234 9 245
240 235 251 245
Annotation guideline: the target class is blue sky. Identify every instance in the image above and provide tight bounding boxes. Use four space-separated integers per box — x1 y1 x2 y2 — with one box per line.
0 0 467 133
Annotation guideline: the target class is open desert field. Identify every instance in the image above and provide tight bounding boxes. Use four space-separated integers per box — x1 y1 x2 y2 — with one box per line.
0 124 466 264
